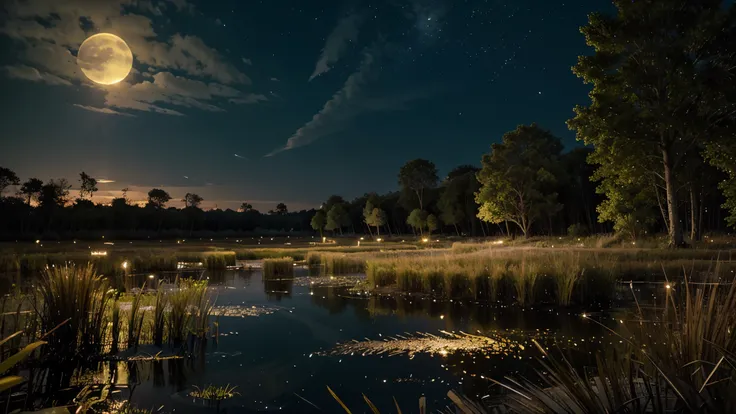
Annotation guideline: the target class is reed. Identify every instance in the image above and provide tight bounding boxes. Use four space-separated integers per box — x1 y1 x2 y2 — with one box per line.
499 269 736 413
262 257 294 279
36 264 114 358
152 283 168 347
126 288 145 350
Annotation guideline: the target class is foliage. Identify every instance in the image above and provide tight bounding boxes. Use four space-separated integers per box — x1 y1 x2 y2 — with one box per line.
147 188 171 209
568 0 736 247
263 257 294 279
0 166 20 197
364 201 387 236
79 171 98 200
566 223 588 238
406 209 427 234
426 214 438 234
182 192 203 208
310 210 327 237
39 178 72 208
326 203 350 234
398 159 438 210
705 139 736 229
476 124 563 237
438 166 480 235
239 202 253 212
18 177 43 205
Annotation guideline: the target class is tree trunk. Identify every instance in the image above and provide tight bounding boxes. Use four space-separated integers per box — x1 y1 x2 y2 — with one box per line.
505 221 510 238
663 148 684 247
453 223 460 236
690 185 699 242
654 183 670 235
376 225 380 236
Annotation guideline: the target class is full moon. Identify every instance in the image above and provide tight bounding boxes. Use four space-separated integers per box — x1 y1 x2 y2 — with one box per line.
77 33 133 85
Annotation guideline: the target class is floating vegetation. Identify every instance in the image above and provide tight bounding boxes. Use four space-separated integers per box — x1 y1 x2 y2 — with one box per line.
294 275 364 288
210 305 277 318
190 384 240 407
319 330 524 359
126 351 184 361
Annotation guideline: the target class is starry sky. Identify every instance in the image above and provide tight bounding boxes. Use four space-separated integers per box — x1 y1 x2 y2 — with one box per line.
0 0 613 211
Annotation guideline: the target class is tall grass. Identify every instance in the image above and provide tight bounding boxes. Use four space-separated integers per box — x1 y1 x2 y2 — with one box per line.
307 252 366 275
263 257 294 279
37 264 114 358
494 268 736 413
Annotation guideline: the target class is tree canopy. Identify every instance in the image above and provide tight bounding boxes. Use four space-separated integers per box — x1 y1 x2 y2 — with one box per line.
398 159 438 210
147 189 172 209
476 124 563 237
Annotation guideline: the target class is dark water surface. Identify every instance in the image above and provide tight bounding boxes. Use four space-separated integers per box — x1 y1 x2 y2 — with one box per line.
21 268 627 413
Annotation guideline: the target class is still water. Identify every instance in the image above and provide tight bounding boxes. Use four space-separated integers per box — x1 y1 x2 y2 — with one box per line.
45 268 620 412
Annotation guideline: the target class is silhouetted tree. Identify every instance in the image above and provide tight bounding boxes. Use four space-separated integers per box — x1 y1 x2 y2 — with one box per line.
274 203 288 215
79 171 98 200
39 179 71 208
239 202 253 212
426 214 439 235
182 193 203 208
438 165 480 236
398 159 438 210
147 189 171 209
19 177 43 205
0 167 20 197
326 204 349 235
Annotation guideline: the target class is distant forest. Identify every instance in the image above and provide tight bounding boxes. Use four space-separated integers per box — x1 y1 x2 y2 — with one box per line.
3 2 736 246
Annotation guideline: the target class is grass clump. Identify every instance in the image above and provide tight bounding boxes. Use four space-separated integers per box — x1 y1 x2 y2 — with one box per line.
263 257 294 279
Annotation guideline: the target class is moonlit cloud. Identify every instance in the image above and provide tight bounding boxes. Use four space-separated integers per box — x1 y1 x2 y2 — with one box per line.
1 0 263 116
73 104 136 117
97 179 116 184
309 12 364 81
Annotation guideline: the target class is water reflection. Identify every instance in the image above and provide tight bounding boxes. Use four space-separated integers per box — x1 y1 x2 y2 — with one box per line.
264 279 293 300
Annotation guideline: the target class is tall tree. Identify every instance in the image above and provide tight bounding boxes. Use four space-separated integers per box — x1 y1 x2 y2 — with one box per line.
475 124 563 238
364 204 387 237
78 171 98 200
147 189 171 209
239 202 253 212
326 204 349 235
39 179 71 208
183 193 203 208
438 165 480 236
398 159 438 210
0 167 20 197
311 210 327 238
568 0 736 246
275 203 288 215
18 177 43 205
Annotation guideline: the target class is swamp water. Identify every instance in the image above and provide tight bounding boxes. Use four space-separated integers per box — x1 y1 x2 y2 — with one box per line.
5 267 642 413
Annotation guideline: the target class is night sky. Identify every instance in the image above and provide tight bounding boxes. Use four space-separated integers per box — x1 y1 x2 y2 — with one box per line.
0 0 613 211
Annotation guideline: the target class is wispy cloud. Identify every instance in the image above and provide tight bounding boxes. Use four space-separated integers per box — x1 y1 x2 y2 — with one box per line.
73 104 135 117
309 12 364 81
267 48 377 157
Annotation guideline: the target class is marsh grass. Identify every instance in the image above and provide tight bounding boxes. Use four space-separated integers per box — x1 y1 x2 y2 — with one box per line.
37 264 114 358
306 252 367 275
498 268 736 413
263 257 294 279
364 248 735 305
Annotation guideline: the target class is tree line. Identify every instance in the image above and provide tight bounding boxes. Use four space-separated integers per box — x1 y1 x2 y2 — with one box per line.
1 1 736 246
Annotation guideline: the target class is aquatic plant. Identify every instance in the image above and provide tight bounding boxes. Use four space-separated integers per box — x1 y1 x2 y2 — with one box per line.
190 384 239 410
152 283 168 347
37 264 115 358
497 271 736 413
262 257 294 279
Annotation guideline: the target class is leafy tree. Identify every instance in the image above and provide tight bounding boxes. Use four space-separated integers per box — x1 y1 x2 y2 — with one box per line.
147 189 171 209
19 178 43 205
365 205 387 236
39 179 71 208
323 195 346 211
326 204 349 234
426 214 439 234
0 167 20 197
568 0 736 246
275 203 288 215
705 140 736 229
438 166 480 236
398 159 438 210
183 193 203 208
78 171 98 200
239 202 253 212
406 209 427 235
310 210 326 238
476 124 563 238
